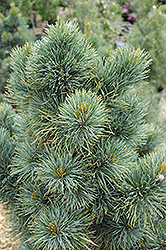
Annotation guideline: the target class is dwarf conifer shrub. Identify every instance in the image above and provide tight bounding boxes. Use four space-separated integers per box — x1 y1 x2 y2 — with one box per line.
0 22 165 250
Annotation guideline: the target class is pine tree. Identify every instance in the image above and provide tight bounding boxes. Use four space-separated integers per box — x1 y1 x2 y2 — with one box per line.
0 21 165 250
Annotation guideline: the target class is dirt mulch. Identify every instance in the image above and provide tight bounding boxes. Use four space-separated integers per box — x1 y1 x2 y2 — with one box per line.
0 204 19 250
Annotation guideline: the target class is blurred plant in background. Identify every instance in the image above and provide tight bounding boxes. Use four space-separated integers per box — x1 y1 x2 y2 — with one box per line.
127 4 166 91
117 0 160 20
0 0 22 15
18 0 69 36
0 2 33 94
120 1 137 23
35 0 67 23
57 0 123 56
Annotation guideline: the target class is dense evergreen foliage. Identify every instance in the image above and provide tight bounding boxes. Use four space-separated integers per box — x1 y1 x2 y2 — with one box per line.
0 22 165 250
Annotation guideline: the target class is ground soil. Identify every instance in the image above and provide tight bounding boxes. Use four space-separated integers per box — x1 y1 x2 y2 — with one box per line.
0 204 19 250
